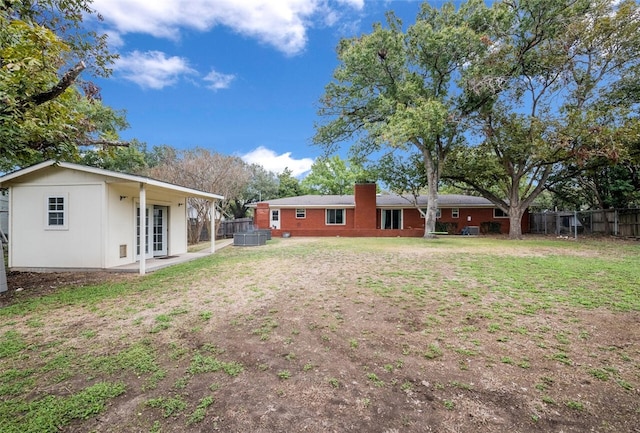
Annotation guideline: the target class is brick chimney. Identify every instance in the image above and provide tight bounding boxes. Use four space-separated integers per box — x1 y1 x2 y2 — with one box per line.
354 183 376 229
254 202 270 229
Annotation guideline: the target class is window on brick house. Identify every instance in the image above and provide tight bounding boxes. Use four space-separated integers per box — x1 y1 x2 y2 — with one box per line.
494 208 508 218
326 208 345 225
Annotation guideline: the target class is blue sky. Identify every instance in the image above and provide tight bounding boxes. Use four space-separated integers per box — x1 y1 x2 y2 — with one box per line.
88 0 429 177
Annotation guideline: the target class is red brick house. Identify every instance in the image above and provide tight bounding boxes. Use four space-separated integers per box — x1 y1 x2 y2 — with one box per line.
253 183 529 237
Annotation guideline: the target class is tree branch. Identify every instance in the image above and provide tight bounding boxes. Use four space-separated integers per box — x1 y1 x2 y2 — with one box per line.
31 61 86 106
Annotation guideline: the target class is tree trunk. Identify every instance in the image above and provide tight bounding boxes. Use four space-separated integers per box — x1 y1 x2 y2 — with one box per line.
422 150 439 238
508 206 525 240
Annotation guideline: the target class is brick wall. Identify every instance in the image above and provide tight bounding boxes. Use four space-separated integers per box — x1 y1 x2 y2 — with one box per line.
254 191 530 236
354 183 376 229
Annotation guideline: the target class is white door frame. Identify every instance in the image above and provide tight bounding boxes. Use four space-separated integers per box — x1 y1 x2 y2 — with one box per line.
152 206 168 256
270 208 280 229
136 205 153 260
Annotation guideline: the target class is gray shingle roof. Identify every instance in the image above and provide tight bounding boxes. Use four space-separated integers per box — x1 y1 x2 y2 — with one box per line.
256 193 494 208
257 195 355 207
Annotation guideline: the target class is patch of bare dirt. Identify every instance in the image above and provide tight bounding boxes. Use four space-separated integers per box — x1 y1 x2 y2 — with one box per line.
1 237 639 433
0 271 134 308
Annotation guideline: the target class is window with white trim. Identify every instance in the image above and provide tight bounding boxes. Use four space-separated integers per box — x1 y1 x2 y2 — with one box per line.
452 208 459 218
271 210 279 221
46 195 67 229
296 208 306 219
326 208 345 225
494 208 508 218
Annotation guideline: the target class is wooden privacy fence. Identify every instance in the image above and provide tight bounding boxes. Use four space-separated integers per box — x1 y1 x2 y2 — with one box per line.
529 209 640 237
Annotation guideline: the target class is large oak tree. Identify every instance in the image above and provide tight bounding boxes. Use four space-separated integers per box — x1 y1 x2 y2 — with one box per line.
314 1 492 237
446 0 640 239
0 0 124 171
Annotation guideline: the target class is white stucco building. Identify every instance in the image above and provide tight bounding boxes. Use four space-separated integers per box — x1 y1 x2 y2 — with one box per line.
0 161 223 275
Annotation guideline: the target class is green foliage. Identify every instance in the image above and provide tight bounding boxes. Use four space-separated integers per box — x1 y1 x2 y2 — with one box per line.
0 330 26 358
80 139 149 174
146 395 187 418
1 0 116 76
366 372 385 387
587 368 610 381
0 382 125 433
445 0 640 238
187 396 215 424
565 400 585 411
424 343 443 359
301 155 370 195
373 152 428 198
0 368 35 396
90 341 160 375
549 161 640 210
277 168 303 198
277 370 291 380
0 1 125 171
230 163 279 218
187 354 244 377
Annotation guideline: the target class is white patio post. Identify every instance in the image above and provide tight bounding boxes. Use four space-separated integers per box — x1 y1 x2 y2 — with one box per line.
0 240 7 293
210 200 216 254
139 182 146 276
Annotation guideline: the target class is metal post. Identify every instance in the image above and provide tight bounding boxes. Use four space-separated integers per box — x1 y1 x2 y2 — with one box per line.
574 210 578 239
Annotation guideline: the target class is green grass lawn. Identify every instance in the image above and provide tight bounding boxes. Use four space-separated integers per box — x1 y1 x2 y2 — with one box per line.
1 236 638 432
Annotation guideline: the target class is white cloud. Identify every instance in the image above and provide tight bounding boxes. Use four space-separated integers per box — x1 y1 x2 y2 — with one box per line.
114 51 196 89
241 146 313 177
338 0 365 7
91 0 364 56
103 29 125 49
204 69 235 91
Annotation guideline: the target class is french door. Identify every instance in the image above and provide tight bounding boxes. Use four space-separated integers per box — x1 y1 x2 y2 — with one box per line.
382 209 402 230
137 205 168 259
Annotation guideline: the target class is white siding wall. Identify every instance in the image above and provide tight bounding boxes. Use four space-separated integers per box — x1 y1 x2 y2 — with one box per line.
104 186 136 268
10 183 104 269
168 198 187 255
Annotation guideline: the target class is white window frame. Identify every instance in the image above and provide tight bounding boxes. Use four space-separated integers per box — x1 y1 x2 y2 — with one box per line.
452 208 459 218
494 208 508 218
296 208 306 219
326 208 346 225
45 193 68 230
